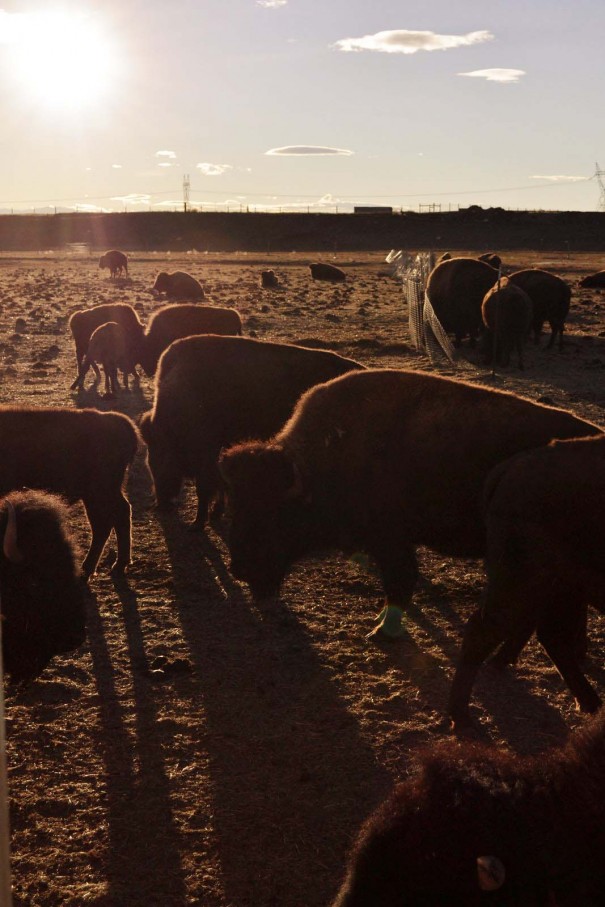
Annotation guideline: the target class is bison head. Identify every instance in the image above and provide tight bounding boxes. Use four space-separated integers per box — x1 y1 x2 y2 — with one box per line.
219 442 312 600
0 491 87 683
152 272 171 295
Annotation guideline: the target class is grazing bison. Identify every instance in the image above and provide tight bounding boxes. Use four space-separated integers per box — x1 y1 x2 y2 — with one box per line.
151 270 205 300
481 278 533 368
139 303 243 376
331 708 605 906
579 270 605 289
437 251 452 263
0 407 139 578
69 303 144 388
139 335 363 528
449 434 605 730
507 268 571 349
478 252 502 269
426 257 499 347
0 489 87 683
218 369 599 638
70 322 129 398
261 269 279 288
309 262 346 282
99 249 128 278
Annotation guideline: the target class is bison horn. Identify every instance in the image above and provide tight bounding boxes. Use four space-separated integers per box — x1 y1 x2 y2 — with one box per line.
3 501 24 564
476 855 506 891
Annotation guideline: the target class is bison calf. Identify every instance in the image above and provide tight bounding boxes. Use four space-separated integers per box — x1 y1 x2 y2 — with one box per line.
0 407 139 577
332 709 605 906
0 489 87 683
508 268 571 350
481 278 533 368
449 434 605 730
69 303 144 388
71 321 130 397
140 303 243 376
99 249 128 278
151 271 205 300
579 270 605 289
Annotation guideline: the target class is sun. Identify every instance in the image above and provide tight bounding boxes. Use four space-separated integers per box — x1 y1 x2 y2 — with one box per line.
4 9 119 111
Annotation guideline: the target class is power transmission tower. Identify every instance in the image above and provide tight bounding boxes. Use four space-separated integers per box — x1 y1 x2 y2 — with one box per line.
183 173 190 212
594 162 605 212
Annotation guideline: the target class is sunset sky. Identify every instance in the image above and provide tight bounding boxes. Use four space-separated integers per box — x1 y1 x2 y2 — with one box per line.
0 0 604 213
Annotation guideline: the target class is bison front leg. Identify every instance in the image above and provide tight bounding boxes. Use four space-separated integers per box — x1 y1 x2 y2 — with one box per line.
366 541 419 640
81 494 132 577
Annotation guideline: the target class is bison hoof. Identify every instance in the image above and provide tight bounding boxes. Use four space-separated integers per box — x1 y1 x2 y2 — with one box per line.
367 604 405 640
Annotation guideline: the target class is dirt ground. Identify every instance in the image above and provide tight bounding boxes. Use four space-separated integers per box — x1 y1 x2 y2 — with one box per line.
1 248 604 906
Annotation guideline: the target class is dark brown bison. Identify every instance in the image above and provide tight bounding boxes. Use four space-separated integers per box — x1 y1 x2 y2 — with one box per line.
331 708 605 906
507 268 571 349
579 270 605 288
218 369 600 638
261 269 279 288
449 434 605 730
426 257 499 347
70 321 129 397
478 252 502 269
69 303 144 389
139 335 363 528
0 489 87 683
99 249 128 278
151 271 205 300
309 262 346 282
0 407 139 578
437 251 452 263
481 278 533 368
139 303 243 376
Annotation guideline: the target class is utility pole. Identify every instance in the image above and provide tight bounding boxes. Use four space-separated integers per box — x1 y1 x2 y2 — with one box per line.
183 173 190 212
593 162 605 212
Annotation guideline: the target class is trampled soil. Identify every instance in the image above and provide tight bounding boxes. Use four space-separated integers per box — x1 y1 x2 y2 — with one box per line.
1 248 604 906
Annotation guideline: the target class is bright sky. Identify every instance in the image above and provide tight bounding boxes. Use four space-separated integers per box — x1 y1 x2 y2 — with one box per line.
0 0 604 213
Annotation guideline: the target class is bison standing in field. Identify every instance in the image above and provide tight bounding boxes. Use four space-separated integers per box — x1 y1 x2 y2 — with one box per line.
507 268 571 349
99 249 128 279
151 270 205 300
425 257 499 347
139 335 363 528
261 269 279 288
69 303 144 389
0 407 139 578
139 303 243 376
218 368 600 639
309 262 346 282
449 434 605 730
481 278 533 368
70 322 130 398
478 251 502 269
0 489 87 683
579 270 605 288
331 708 605 906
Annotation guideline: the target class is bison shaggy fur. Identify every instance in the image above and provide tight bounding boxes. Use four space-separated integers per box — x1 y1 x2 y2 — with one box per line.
481 278 533 368
0 489 87 683
507 268 571 350
139 335 363 528
309 262 346 282
579 270 605 289
332 708 605 906
426 256 499 347
449 434 605 730
99 249 128 278
69 303 144 388
0 407 139 577
152 270 205 300
218 369 600 638
140 303 243 376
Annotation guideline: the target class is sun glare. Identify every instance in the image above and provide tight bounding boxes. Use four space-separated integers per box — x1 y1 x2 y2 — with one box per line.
4 10 119 111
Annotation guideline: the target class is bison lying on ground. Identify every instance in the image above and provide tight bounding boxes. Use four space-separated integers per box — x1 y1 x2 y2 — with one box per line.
99 249 128 278
426 257 499 347
481 278 533 368
0 407 139 577
139 303 242 376
331 708 605 906
0 489 87 683
261 269 279 288
309 262 346 282
507 268 571 349
218 369 600 638
448 434 605 730
152 271 205 300
69 303 144 388
139 335 363 528
71 322 130 398
579 270 605 288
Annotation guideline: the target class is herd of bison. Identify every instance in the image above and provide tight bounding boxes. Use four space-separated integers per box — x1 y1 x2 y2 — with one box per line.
1 247 605 905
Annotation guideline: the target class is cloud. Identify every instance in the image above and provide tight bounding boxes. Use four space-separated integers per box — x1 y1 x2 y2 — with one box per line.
196 162 233 176
158 163 173 168
459 68 525 83
110 193 151 205
155 150 176 159
333 29 493 55
530 174 588 182
111 163 123 169
256 0 287 7
265 145 354 156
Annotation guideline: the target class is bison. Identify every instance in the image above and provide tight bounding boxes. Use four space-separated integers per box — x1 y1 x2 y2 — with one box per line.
0 407 139 578
478 252 502 269
425 257 499 347
448 434 605 730
218 368 600 639
70 321 132 398
507 268 571 350
579 270 605 289
309 262 346 282
139 335 363 528
0 489 87 683
99 249 128 279
151 271 205 300
481 278 533 368
139 303 243 376
261 269 279 288
69 303 144 389
331 708 605 906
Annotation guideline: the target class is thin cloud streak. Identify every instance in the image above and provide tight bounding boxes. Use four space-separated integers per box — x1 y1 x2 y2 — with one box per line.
266 145 354 156
333 29 493 55
531 174 588 182
196 162 233 176
459 68 525 83
256 0 287 7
